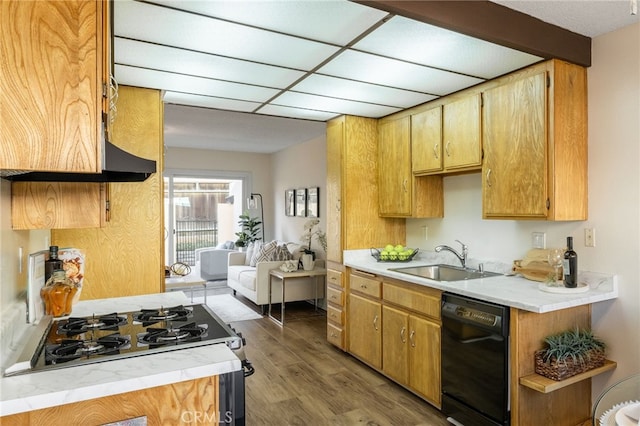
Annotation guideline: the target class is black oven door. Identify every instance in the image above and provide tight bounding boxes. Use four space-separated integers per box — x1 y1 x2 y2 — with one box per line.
441 293 510 426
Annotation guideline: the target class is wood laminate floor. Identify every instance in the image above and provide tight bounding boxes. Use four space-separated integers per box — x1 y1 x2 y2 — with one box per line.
225 296 451 426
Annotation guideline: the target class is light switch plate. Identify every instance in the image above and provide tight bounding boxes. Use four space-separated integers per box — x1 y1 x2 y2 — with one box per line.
532 232 546 249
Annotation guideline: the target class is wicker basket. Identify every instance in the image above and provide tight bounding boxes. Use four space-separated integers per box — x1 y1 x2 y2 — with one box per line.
370 247 419 262
534 349 606 381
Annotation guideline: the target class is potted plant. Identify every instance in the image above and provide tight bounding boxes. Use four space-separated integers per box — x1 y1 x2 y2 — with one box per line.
300 219 326 259
235 213 262 248
534 328 606 381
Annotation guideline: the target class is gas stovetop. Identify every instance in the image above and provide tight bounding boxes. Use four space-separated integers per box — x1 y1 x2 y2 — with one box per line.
4 304 243 376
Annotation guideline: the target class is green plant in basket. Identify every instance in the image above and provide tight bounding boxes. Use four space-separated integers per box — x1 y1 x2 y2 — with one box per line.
541 328 605 366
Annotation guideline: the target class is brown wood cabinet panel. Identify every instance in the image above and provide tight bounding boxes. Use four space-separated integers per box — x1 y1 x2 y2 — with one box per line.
350 272 381 299
325 118 343 263
326 286 344 308
510 305 591 426
348 292 382 369
327 323 344 348
382 305 410 384
11 182 104 229
483 72 547 218
0 0 102 173
412 106 443 174
326 268 343 289
383 279 441 319
378 116 412 216
409 315 441 407
52 86 163 300
1 376 219 426
442 94 482 172
327 305 344 326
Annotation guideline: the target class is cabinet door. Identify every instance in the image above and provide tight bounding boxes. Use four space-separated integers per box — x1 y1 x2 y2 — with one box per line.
483 72 547 218
409 315 441 407
412 107 442 174
378 116 412 217
382 305 409 384
326 118 343 263
348 293 382 369
0 0 101 172
442 94 482 171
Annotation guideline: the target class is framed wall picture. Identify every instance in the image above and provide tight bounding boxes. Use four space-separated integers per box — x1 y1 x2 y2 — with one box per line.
295 188 307 217
285 189 295 217
307 187 319 218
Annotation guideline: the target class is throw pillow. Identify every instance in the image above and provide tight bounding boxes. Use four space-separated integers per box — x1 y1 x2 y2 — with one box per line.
252 240 278 265
249 241 264 267
274 244 293 261
244 242 256 266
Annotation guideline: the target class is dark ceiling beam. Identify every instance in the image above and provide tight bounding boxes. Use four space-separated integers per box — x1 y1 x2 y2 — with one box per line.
355 1 591 67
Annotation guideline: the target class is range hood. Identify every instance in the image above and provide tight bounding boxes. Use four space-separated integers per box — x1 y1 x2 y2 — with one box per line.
4 139 156 183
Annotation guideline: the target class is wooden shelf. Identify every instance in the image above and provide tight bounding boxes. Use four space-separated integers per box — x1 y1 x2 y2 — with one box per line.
520 359 617 393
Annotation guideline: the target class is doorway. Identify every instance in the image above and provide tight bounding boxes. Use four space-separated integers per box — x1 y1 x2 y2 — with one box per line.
164 170 250 266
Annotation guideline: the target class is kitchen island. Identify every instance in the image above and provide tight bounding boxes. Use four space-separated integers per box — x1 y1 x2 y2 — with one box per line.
340 249 618 426
0 292 242 423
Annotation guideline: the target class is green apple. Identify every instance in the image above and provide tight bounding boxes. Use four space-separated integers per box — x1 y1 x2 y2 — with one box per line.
394 244 404 252
389 250 398 256
384 244 395 252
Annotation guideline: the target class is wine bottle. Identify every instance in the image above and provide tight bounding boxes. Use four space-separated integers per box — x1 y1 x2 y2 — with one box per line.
563 237 578 288
44 246 63 283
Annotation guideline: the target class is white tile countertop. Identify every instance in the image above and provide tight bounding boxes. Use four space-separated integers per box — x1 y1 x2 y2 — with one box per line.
344 249 618 313
0 292 242 417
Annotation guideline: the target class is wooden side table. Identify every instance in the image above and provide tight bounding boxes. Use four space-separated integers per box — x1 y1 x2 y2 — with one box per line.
268 266 327 326
165 274 206 303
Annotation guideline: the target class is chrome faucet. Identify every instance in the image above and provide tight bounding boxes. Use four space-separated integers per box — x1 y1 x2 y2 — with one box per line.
435 240 468 268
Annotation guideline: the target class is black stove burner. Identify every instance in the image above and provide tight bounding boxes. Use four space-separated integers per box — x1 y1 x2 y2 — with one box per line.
58 313 128 336
133 305 192 327
138 322 208 348
46 334 131 365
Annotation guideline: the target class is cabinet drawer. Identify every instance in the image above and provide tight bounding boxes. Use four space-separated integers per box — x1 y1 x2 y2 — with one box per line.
327 323 344 349
350 273 381 299
327 305 344 326
327 269 344 288
327 286 344 307
383 281 441 320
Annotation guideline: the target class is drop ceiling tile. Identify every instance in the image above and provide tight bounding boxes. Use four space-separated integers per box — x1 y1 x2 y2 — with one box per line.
318 50 485 95
115 65 279 102
272 92 401 118
147 0 388 45
354 16 542 79
115 38 305 89
115 0 340 70
291 74 436 108
163 92 260 113
256 105 338 122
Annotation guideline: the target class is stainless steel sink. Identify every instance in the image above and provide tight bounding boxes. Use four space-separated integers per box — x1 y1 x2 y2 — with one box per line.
389 264 501 282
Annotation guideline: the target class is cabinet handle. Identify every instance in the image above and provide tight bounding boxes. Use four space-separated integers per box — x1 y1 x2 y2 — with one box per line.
400 327 406 343
330 276 337 282
445 141 451 157
337 198 341 212
486 169 492 188
433 143 439 159
360 284 368 289
330 294 337 300
402 179 408 193
373 315 379 331
410 330 416 347
330 331 337 338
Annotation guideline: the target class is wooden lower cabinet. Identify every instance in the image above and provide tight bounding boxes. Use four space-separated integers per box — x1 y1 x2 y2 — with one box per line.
326 263 346 350
348 292 382 370
1 376 219 426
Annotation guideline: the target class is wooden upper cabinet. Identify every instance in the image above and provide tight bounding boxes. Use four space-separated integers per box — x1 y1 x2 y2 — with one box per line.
325 116 405 263
412 107 443 174
482 60 587 220
379 116 412 217
0 0 104 173
442 93 482 172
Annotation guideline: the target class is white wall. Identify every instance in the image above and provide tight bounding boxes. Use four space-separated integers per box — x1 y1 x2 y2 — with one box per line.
272 135 327 258
407 22 640 397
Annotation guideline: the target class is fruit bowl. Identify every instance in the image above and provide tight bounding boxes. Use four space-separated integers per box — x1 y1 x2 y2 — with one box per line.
371 247 419 262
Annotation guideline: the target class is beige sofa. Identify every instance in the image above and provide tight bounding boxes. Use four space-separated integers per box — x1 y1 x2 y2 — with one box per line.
227 249 325 311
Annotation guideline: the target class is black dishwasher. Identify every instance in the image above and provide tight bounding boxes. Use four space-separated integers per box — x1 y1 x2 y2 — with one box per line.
441 293 510 426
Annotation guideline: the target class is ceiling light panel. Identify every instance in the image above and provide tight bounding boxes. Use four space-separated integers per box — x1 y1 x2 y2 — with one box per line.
272 92 401 118
148 0 388 45
318 50 484 95
291 74 436 108
354 16 542 79
115 65 279 102
115 38 305 89
257 105 338 122
163 92 261 113
115 0 340 70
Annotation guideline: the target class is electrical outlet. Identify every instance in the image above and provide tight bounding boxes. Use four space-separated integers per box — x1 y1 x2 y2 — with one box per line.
532 232 546 249
585 228 596 247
